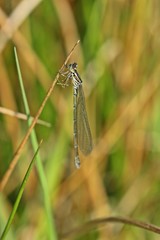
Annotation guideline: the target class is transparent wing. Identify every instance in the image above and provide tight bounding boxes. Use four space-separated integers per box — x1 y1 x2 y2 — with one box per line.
77 85 93 155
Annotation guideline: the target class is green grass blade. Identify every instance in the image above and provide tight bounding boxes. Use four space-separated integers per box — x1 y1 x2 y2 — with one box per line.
0 140 43 240
14 47 57 240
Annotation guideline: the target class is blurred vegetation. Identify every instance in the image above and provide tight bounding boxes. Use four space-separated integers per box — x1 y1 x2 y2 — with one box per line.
0 0 160 239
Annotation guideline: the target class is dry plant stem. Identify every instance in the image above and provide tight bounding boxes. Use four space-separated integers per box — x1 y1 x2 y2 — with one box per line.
0 8 54 94
0 40 80 192
60 216 160 239
0 107 51 127
0 0 43 52
53 0 82 62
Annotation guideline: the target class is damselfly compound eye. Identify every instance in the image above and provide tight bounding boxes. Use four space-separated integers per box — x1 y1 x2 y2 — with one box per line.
72 62 78 69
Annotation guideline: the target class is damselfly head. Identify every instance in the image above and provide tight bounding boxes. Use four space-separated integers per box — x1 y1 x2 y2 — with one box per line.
69 62 78 71
72 62 78 69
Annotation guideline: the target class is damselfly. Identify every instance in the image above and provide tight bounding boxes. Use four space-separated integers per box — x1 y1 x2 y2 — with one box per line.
58 63 93 168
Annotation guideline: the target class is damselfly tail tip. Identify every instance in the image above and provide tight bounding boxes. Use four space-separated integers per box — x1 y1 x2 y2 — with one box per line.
75 156 81 169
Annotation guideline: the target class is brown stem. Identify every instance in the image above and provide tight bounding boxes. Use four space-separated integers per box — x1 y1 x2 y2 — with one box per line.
0 40 80 191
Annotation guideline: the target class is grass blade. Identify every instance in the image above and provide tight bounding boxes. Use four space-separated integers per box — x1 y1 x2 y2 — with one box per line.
0 140 43 240
14 47 57 239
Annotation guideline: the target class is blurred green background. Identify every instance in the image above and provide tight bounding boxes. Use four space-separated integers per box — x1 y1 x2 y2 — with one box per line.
0 0 160 239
